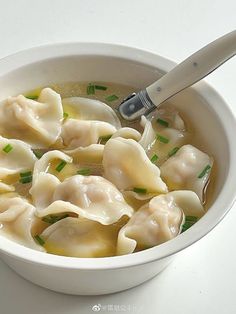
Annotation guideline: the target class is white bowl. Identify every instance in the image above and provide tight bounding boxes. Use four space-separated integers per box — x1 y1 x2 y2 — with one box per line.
0 43 235 295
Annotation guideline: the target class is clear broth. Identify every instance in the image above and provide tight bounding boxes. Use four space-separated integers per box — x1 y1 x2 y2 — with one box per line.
23 81 217 209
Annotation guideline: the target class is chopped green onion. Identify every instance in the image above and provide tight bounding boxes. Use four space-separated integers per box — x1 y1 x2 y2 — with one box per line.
34 235 45 246
168 147 180 157
77 168 91 176
156 134 169 144
87 84 95 95
20 171 32 178
156 118 169 127
42 214 69 224
33 150 44 159
2 144 13 153
133 187 147 194
95 85 107 91
19 170 32 184
19 176 32 184
181 216 198 232
185 216 198 222
150 154 159 163
198 164 211 179
25 95 38 100
181 222 193 232
105 94 119 102
55 160 67 172
63 112 69 119
98 134 112 144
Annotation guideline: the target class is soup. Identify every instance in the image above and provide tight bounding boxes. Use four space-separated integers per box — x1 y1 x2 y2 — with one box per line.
0 82 214 257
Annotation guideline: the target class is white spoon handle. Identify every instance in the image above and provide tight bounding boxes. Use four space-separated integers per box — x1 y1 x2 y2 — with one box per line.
119 31 236 121
147 30 236 105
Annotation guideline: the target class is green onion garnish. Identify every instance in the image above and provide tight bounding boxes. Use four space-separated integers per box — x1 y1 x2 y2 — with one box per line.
63 112 69 119
98 134 112 144
77 168 91 176
20 171 32 177
34 235 45 246
156 118 169 127
2 144 13 153
133 187 147 194
25 95 38 100
19 176 32 184
198 164 211 179
181 216 198 233
105 94 119 102
87 84 95 95
156 134 169 144
19 170 32 184
33 150 44 159
168 147 180 157
42 214 69 224
150 154 159 163
55 160 67 172
95 85 107 91
185 216 199 222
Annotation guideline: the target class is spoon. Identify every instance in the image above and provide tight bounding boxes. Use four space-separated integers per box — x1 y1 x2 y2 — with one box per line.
118 30 236 121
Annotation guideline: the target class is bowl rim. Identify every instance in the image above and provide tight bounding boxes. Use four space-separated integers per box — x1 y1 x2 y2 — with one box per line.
0 42 236 270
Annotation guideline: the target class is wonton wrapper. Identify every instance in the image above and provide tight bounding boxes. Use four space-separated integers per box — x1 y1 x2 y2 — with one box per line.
32 174 134 225
61 118 117 149
31 150 72 185
62 97 121 129
160 144 213 202
103 137 167 194
117 190 204 255
0 88 63 148
111 127 141 141
64 127 141 164
64 144 104 164
0 196 45 251
0 136 37 179
41 217 122 258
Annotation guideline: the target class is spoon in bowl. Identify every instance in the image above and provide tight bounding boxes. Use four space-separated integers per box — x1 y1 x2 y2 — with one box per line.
118 30 236 121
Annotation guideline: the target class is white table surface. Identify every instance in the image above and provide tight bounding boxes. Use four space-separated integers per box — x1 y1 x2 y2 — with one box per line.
0 0 236 313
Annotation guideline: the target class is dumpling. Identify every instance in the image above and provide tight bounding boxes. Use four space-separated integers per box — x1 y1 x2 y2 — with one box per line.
103 137 167 194
160 144 213 202
138 116 156 151
31 172 61 209
0 88 63 148
31 150 72 184
33 174 134 225
30 150 73 207
64 144 104 164
41 217 121 257
139 114 188 166
62 97 121 129
117 190 204 255
122 190 156 210
0 136 37 178
0 196 45 251
64 126 141 164
61 118 117 149
0 196 27 221
168 190 205 218
111 128 141 141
